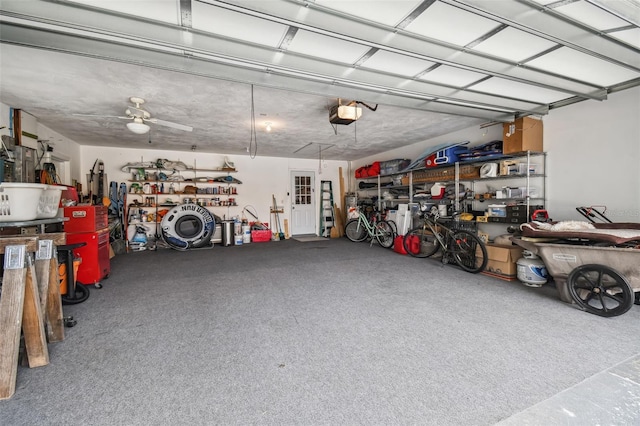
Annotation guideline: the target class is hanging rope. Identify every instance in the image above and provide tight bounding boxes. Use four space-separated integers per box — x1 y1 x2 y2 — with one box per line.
249 84 258 159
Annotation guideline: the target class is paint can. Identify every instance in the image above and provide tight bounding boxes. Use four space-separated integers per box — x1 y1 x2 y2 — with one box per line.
234 234 243 245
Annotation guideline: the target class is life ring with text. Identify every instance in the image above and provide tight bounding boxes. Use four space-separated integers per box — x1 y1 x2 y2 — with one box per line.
161 204 215 250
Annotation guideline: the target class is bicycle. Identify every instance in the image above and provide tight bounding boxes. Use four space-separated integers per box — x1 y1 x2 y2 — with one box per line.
403 203 488 273
344 209 395 248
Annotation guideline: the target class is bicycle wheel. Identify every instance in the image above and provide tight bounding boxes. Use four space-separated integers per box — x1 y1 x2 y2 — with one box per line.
345 219 368 242
375 220 395 248
450 230 487 273
403 227 440 258
386 220 398 237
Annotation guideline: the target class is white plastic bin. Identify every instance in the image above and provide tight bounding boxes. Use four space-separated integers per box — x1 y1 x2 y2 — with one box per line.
36 185 64 219
0 183 47 222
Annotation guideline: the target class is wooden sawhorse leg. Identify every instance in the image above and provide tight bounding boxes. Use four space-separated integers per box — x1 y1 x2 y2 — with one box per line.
0 239 49 400
34 234 66 343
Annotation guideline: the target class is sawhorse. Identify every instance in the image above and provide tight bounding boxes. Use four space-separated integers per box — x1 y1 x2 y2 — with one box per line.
0 234 66 400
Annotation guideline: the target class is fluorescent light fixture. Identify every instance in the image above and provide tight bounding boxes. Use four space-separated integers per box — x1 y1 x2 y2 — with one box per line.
127 118 151 134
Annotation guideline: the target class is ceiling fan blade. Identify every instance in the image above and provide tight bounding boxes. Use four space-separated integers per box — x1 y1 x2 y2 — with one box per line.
73 113 131 120
147 118 193 132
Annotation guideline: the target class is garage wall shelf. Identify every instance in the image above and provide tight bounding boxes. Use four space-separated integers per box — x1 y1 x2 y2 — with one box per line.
459 151 546 225
123 160 241 248
355 151 546 234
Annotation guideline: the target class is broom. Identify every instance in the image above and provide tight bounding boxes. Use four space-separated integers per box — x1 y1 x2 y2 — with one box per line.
272 195 285 240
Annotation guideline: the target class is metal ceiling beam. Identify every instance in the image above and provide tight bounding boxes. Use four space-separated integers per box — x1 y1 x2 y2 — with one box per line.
0 15 541 115
267 0 608 99
0 0 601 107
0 2 549 115
585 0 640 27
0 23 518 122
450 0 640 71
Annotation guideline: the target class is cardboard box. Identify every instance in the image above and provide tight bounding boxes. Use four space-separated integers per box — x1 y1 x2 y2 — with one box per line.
503 117 543 154
476 243 523 278
499 160 519 175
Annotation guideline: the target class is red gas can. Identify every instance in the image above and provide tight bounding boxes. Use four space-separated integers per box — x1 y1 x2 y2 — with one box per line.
393 235 408 255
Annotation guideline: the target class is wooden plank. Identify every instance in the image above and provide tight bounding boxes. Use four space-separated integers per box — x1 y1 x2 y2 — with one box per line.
339 167 345 225
33 236 65 342
46 233 66 246
0 236 38 254
334 207 345 237
45 258 64 342
34 257 49 318
0 266 27 400
21 260 49 368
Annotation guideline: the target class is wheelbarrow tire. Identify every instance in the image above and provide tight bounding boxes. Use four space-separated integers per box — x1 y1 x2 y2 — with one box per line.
567 264 633 317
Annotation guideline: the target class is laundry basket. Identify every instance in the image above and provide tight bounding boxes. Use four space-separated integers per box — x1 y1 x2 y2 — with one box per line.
0 183 48 222
36 185 64 219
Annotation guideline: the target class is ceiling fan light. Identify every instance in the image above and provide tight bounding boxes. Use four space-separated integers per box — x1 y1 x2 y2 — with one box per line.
127 121 150 134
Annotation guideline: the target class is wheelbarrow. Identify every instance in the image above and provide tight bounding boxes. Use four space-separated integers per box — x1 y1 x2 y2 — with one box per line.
513 238 640 317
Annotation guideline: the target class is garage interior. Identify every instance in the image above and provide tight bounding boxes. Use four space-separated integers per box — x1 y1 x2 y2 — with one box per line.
1 0 640 424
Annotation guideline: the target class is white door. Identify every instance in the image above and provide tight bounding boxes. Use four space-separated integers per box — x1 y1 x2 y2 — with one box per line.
290 171 316 235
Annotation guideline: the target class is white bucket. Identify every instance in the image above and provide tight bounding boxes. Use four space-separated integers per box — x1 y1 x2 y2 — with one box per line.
234 234 243 245
242 225 251 243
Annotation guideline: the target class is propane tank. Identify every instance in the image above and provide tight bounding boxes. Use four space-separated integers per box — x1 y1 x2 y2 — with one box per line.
517 251 548 287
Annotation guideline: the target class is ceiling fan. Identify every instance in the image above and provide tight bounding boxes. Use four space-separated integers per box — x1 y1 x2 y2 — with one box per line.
75 97 193 134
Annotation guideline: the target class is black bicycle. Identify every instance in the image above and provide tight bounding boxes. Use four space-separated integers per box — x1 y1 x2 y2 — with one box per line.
403 203 488 273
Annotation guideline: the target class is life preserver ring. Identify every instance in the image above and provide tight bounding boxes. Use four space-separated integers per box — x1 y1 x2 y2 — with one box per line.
161 204 215 250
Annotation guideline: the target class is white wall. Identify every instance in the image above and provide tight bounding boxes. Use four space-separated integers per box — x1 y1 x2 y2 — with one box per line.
1 102 16 142
80 145 348 234
544 86 640 221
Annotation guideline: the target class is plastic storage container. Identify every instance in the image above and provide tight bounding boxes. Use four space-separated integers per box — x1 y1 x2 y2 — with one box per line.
0 182 48 222
487 204 507 217
37 185 64 219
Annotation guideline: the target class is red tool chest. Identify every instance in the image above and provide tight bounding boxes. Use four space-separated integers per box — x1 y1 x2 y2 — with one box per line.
65 228 111 286
63 205 110 285
63 205 108 233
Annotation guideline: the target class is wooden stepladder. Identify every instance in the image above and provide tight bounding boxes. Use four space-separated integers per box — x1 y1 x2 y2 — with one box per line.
0 235 65 400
